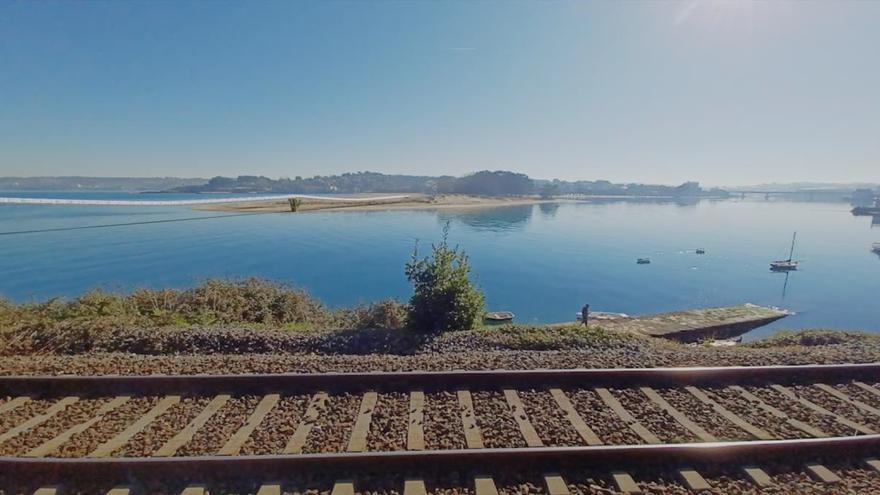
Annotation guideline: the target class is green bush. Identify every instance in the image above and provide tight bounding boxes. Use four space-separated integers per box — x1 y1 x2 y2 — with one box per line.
340 299 409 330
405 224 485 333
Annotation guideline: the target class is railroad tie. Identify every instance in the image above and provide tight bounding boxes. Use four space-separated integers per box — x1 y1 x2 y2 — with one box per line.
403 478 428 495
677 468 712 491
743 466 775 487
88 395 181 457
853 381 880 400
770 384 875 434
474 475 499 495
543 473 570 495
502 389 543 447
106 487 130 495
25 396 130 457
256 482 282 495
729 386 827 438
865 458 880 474
31 488 58 495
179 484 207 495
503 390 570 492
805 463 842 484
331 479 355 495
639 387 716 442
284 392 328 454
454 393 502 495
347 391 379 452
0 396 77 445
684 387 775 487
815 383 880 418
611 472 642 494
595 388 653 494
594 388 660 444
684 386 774 440
154 394 230 457
0 396 31 415
549 389 602 445
407 391 425 450
457 390 484 449
218 393 280 455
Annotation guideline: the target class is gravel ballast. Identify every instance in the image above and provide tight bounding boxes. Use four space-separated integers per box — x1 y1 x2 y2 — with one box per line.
366 392 409 451
612 388 695 444
118 396 212 457
424 391 466 450
704 386 812 439
471 391 527 448
0 398 110 456
240 395 309 455
745 386 858 438
301 393 361 454
657 388 749 441
566 389 645 445
55 397 159 457
174 395 260 456
518 389 584 447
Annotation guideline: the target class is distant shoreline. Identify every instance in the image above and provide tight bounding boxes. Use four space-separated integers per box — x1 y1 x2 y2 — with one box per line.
194 194 567 213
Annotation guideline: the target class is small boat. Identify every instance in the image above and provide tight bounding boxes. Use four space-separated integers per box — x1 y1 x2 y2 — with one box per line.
484 311 515 324
872 243 880 254
636 258 651 264
770 232 800 271
695 248 706 255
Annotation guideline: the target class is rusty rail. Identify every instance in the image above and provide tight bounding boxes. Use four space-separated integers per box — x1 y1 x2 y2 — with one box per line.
2 363 878 396
4 435 880 477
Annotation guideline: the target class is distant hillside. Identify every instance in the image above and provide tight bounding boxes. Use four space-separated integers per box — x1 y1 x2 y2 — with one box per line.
173 172 449 194
1 172 729 198
0 176 206 191
173 171 726 198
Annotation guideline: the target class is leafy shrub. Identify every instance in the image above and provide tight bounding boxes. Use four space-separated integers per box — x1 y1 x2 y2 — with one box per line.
340 299 409 330
131 278 330 325
404 225 485 333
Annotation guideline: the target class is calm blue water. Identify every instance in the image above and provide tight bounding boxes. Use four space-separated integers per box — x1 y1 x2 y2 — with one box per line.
1 192 878 339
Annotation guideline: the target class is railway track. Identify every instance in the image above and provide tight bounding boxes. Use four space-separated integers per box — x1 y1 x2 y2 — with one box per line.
4 364 880 494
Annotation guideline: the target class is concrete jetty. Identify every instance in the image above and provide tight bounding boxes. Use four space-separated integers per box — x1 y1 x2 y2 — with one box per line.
602 304 789 342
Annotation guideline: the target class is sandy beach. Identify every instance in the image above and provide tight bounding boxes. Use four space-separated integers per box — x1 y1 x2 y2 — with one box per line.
195 193 566 213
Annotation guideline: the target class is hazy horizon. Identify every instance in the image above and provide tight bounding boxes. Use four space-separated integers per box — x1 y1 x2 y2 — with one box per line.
2 1 878 184
2 172 878 191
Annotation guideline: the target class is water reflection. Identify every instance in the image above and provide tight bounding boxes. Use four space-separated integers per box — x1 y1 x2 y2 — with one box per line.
777 271 792 303
538 202 560 218
437 204 534 232
576 196 702 207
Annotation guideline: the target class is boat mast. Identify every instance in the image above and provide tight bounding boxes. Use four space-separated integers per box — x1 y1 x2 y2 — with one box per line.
788 232 797 262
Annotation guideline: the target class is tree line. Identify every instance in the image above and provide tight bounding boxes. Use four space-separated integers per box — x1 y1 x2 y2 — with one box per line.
172 171 727 198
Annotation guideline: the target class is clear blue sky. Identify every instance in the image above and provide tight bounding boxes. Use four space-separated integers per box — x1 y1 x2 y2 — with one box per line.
1 1 878 186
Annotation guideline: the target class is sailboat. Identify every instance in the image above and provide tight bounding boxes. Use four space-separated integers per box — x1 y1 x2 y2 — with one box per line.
770 232 800 271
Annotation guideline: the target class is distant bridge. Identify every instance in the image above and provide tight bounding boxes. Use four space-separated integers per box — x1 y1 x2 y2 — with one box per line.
734 190 853 200
735 190 847 195
0 194 411 206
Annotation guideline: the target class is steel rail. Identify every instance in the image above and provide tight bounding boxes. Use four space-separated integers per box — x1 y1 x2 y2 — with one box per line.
1 363 878 396
3 435 880 477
